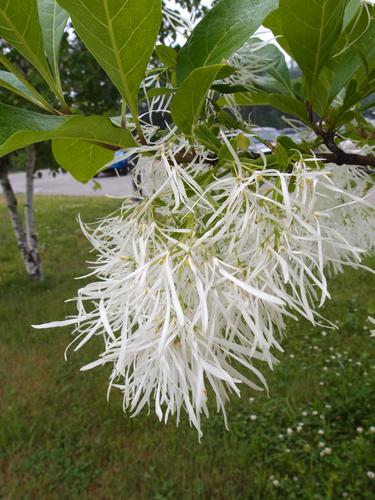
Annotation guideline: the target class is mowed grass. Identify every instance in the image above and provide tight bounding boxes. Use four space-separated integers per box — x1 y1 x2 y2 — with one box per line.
0 195 374 500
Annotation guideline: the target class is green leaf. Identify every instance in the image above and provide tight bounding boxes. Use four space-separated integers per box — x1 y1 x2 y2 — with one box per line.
0 103 66 156
155 45 178 69
0 0 53 86
37 0 69 82
176 0 278 83
328 6 375 99
0 103 137 165
52 139 114 182
247 38 291 94
343 0 361 29
310 68 333 117
217 110 241 129
57 0 162 120
218 91 270 107
146 87 175 98
279 0 346 91
212 84 249 94
268 95 310 124
53 115 138 151
0 53 56 113
263 8 292 55
194 124 221 153
275 141 289 169
171 65 226 135
0 70 45 107
236 133 250 152
215 65 237 80
277 135 305 153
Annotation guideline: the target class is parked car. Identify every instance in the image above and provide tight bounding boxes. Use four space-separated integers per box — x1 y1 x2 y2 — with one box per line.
97 149 133 176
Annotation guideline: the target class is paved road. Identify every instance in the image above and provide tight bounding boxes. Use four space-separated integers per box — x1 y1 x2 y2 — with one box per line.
1 169 134 197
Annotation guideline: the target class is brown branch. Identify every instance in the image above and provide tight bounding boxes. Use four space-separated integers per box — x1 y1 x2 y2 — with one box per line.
173 147 375 169
319 152 375 168
315 128 375 168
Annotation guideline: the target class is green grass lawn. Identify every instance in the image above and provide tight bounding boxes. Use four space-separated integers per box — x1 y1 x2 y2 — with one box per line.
0 195 374 499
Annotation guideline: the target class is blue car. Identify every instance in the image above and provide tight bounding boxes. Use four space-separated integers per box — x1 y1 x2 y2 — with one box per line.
99 150 133 176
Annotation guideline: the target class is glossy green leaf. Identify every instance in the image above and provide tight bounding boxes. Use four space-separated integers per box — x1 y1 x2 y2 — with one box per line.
146 88 175 99
328 6 375 99
247 38 291 94
236 133 251 152
155 45 178 69
57 0 162 119
343 0 361 29
215 65 237 80
0 53 56 113
176 0 278 83
171 65 225 135
218 91 270 107
279 0 346 91
268 95 310 124
310 68 333 117
0 103 137 167
217 110 241 129
263 9 292 55
0 70 45 107
37 0 69 81
52 139 114 182
193 125 221 153
275 141 289 169
0 0 54 85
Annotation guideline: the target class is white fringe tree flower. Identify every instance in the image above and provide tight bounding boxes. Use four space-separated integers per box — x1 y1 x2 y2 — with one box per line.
0 0 370 436
35 151 375 436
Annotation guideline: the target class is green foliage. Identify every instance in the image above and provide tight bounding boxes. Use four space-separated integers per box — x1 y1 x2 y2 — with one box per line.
52 139 114 182
171 64 227 135
328 5 375 100
0 0 53 86
279 0 346 94
0 70 43 107
57 0 162 123
0 196 374 498
176 0 278 83
155 44 178 69
37 0 69 84
0 0 374 180
268 95 310 124
0 103 137 179
246 38 292 95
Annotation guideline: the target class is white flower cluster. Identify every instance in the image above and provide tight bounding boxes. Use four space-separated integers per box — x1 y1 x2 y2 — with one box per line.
35 151 375 436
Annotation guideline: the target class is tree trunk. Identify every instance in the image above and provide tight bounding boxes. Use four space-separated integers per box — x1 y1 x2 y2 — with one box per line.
24 146 44 279
0 151 44 280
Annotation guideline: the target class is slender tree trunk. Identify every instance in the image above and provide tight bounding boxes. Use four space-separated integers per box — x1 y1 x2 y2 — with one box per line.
0 151 44 280
24 146 44 279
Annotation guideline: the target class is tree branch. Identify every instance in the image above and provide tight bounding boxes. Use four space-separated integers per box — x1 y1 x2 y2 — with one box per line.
319 152 375 168
315 128 375 168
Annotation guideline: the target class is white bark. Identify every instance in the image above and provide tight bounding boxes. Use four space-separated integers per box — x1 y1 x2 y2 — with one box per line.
24 146 44 279
0 151 44 280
